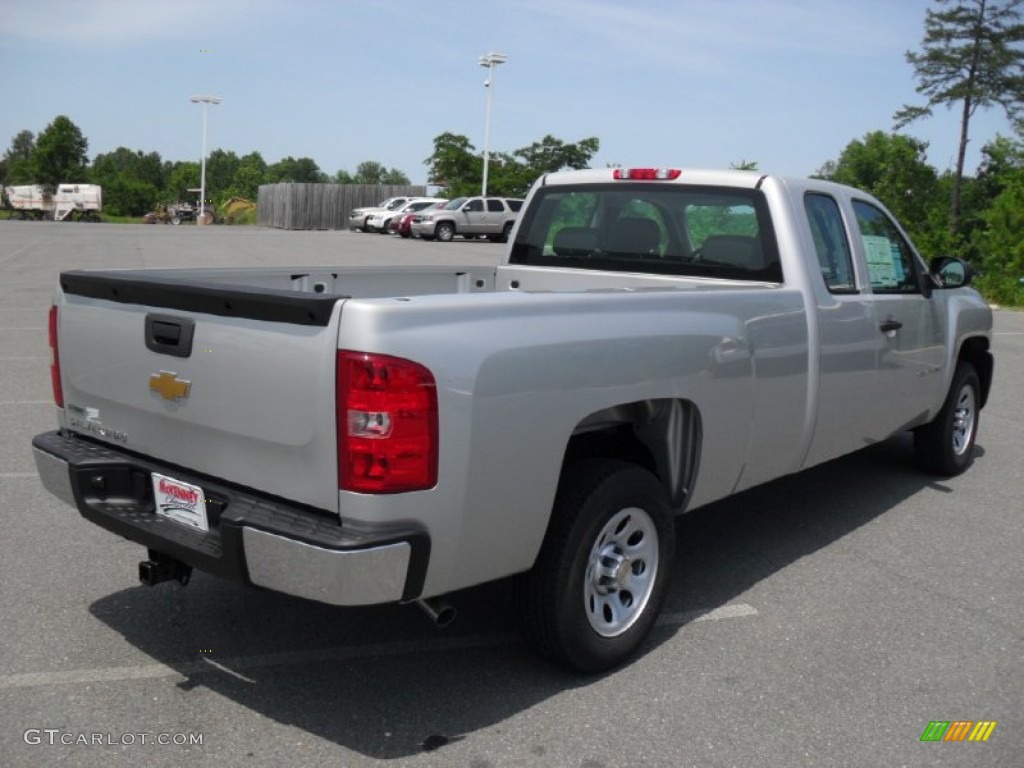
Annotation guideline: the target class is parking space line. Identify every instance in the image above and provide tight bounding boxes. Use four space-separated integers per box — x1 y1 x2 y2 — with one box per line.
0 603 757 690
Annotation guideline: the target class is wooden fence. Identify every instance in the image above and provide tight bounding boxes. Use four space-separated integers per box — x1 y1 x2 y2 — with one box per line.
257 184 428 230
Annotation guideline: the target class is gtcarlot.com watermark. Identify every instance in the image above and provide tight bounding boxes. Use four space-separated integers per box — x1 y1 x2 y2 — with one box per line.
24 729 203 746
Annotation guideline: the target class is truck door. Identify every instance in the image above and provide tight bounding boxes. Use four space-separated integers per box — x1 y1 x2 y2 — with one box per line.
802 192 889 467
462 198 485 233
851 200 947 430
484 198 505 232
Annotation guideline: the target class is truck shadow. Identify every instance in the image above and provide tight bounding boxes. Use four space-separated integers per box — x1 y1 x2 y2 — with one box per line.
87 433 981 759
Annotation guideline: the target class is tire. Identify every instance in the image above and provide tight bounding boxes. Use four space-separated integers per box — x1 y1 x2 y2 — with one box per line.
171 216 181 226
914 362 980 476
400 231 411 239
378 218 391 233
435 222 455 242
517 459 674 672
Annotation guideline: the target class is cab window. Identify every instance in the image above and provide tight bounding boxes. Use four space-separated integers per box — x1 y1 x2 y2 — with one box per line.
852 200 920 294
804 193 856 293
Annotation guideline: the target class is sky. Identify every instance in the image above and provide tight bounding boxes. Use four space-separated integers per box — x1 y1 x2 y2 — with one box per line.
0 0 1018 186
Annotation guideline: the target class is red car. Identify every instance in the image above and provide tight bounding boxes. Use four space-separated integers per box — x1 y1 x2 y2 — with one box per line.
390 200 447 238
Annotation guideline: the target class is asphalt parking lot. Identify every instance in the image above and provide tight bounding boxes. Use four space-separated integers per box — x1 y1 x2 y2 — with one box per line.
1 220 1021 767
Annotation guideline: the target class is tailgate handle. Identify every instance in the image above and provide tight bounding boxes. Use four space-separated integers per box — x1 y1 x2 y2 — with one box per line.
145 314 195 358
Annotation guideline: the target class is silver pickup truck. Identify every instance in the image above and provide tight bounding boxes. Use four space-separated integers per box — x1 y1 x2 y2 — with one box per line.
32 168 993 672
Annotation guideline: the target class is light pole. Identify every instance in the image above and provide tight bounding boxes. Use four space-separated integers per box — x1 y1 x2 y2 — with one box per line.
478 52 507 197
190 95 221 224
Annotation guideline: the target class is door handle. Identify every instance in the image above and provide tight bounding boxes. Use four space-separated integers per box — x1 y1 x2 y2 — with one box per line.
879 319 903 333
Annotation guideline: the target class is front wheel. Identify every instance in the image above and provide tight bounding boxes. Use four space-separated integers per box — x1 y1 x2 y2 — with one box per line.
517 459 674 672
914 362 980 476
435 222 455 242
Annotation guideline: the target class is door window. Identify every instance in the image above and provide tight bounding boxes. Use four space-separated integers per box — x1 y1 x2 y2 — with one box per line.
486 199 504 212
852 200 920 294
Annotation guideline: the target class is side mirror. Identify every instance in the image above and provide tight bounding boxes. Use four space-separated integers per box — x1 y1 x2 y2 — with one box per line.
929 256 973 289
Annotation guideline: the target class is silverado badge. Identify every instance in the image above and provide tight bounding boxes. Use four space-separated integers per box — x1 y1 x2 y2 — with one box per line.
149 371 192 402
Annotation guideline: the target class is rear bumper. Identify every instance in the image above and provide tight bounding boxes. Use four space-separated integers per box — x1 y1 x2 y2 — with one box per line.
32 431 430 606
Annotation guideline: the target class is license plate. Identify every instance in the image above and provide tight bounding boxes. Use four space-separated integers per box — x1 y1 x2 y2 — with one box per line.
152 473 209 532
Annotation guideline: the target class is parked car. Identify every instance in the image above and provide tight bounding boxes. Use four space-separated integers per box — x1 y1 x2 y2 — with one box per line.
390 200 447 238
411 196 524 242
348 197 416 232
365 198 445 234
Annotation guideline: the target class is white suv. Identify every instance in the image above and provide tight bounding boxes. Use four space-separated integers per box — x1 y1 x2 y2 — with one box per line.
365 198 445 234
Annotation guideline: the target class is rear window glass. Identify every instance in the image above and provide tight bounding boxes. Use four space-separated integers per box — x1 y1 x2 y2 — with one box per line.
509 184 781 281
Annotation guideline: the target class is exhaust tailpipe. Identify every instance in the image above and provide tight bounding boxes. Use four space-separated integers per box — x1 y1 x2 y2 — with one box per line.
417 597 457 628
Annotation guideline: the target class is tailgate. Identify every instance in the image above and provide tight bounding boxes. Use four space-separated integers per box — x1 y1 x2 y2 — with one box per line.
55 271 344 514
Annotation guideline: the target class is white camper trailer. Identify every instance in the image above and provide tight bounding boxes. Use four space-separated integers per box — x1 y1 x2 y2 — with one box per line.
3 184 102 221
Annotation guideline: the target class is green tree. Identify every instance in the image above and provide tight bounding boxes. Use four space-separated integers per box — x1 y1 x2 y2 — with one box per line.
424 132 482 196
333 160 411 185
894 0 1024 233
165 161 200 201
227 151 267 199
265 156 327 183
104 178 159 216
380 167 411 185
730 159 759 171
512 134 599 173
425 131 601 198
354 160 387 184
204 149 240 200
2 130 36 184
975 167 1024 302
90 147 165 190
31 115 89 186
817 131 943 252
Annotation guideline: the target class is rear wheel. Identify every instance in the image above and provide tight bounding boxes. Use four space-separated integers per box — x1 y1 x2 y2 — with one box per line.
517 459 674 672
435 222 455 242
914 362 980 476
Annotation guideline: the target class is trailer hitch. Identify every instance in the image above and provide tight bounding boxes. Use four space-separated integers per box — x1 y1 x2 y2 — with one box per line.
138 549 192 586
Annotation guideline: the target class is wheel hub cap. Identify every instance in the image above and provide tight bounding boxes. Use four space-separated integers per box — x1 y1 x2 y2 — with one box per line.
584 507 660 638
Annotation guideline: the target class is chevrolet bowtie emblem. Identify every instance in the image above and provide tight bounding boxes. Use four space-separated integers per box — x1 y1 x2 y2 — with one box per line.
149 371 191 401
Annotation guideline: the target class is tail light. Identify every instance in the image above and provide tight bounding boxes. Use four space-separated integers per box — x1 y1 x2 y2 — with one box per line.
337 350 438 493
613 168 682 180
48 305 64 408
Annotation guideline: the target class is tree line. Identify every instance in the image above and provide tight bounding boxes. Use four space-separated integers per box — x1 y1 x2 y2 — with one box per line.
0 115 411 217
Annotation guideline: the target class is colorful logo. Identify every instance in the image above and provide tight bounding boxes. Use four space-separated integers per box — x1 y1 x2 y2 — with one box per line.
920 721 997 742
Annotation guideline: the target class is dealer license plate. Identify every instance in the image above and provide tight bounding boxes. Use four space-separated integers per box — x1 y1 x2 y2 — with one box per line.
152 472 209 532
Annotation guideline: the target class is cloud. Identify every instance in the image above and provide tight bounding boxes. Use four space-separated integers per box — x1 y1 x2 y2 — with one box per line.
0 0 265 44
520 0 907 71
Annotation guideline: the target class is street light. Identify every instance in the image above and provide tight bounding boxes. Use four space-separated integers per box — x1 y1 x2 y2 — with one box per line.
478 52 507 197
189 95 222 225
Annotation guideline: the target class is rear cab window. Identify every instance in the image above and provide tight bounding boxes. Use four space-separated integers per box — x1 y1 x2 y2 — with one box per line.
804 193 856 293
509 183 782 281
